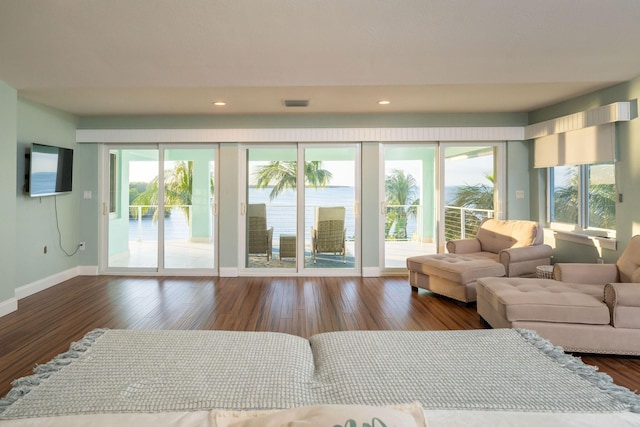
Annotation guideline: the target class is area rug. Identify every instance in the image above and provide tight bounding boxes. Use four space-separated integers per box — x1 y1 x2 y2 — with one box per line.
1 328 639 420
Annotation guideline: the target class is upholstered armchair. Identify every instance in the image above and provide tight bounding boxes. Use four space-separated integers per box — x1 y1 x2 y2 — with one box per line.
447 218 553 277
553 235 640 327
407 219 552 303
476 235 640 355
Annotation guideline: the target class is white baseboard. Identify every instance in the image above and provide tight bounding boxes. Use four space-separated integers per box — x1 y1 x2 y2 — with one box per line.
219 267 239 277
362 267 380 277
15 267 80 300
78 265 99 276
0 297 17 317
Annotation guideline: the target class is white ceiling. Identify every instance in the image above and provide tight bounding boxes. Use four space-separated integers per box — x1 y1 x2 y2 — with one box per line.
1 0 639 116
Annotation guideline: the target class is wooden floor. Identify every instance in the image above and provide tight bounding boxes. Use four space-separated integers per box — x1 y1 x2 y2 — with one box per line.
1 275 639 398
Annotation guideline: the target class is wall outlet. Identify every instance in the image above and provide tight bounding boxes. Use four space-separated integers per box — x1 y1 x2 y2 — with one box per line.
79 242 86 251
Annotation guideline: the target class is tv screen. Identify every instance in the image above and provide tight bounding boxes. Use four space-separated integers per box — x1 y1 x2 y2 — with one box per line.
27 143 74 197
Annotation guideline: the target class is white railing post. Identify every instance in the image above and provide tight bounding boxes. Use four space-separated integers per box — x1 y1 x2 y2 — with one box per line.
460 208 466 239
137 206 143 241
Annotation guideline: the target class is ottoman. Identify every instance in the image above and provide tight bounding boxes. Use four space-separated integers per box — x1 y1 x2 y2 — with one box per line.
406 253 506 303
476 276 610 329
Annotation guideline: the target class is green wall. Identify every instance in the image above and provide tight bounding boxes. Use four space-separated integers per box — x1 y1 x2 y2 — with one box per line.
0 82 17 304
77 143 100 265
529 77 640 262
218 144 240 270
16 99 80 285
506 140 531 220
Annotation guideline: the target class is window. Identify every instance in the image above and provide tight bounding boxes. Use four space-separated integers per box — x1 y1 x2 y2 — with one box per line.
548 163 616 231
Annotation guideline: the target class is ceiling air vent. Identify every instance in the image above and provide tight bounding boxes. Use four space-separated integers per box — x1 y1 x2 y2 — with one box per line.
283 99 310 108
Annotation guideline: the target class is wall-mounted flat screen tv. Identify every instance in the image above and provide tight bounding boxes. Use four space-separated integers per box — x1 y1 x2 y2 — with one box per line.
26 143 74 197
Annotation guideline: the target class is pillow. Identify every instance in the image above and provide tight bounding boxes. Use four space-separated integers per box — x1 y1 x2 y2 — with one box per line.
215 402 427 427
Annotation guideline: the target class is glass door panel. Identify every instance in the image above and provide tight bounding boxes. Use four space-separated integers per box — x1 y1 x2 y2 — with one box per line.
383 145 436 268
107 148 159 269
443 146 495 243
163 148 216 269
303 146 359 270
246 147 297 269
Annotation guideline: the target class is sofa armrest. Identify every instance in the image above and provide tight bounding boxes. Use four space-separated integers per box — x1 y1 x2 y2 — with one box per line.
446 238 481 254
499 244 553 263
604 283 640 328
554 263 619 284
498 244 553 277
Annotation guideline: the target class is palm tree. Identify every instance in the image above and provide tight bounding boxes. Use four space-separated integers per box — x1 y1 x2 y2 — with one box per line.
552 167 615 228
446 173 494 240
131 161 198 225
164 161 193 225
588 182 616 229
254 160 333 200
449 173 495 210
385 169 420 240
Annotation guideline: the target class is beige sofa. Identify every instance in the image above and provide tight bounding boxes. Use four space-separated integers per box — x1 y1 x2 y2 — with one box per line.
477 235 640 355
406 219 553 303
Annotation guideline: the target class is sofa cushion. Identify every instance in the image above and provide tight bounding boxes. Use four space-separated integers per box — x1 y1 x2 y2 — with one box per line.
406 253 505 285
476 277 610 325
476 219 541 254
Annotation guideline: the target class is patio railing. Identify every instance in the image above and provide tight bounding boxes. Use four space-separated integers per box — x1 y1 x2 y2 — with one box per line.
127 203 493 244
444 205 494 241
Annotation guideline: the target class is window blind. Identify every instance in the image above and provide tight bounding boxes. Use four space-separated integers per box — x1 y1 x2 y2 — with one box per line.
533 123 616 168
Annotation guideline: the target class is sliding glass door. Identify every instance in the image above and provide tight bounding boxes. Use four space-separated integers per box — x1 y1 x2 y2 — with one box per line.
381 142 503 270
104 145 217 273
163 148 216 269
442 144 497 249
382 145 437 269
241 143 360 275
245 146 297 271
302 145 360 273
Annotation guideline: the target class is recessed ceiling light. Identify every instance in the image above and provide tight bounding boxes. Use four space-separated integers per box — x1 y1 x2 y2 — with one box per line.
212 101 227 106
378 100 391 105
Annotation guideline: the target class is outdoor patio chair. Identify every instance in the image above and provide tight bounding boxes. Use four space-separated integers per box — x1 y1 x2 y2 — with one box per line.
248 203 273 263
311 206 346 263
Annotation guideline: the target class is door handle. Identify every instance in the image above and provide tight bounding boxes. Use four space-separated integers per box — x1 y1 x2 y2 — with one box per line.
380 202 387 215
240 202 246 215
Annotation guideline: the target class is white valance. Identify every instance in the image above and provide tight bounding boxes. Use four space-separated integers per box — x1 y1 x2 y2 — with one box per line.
533 123 616 168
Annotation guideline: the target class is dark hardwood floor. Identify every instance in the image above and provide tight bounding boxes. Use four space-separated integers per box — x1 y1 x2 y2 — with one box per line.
1 275 639 398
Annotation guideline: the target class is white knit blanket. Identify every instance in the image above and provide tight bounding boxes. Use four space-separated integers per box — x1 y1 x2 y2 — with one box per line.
1 328 639 420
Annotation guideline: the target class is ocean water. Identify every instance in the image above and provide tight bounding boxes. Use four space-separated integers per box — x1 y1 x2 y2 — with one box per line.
248 186 418 241
128 186 463 242
30 172 58 195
